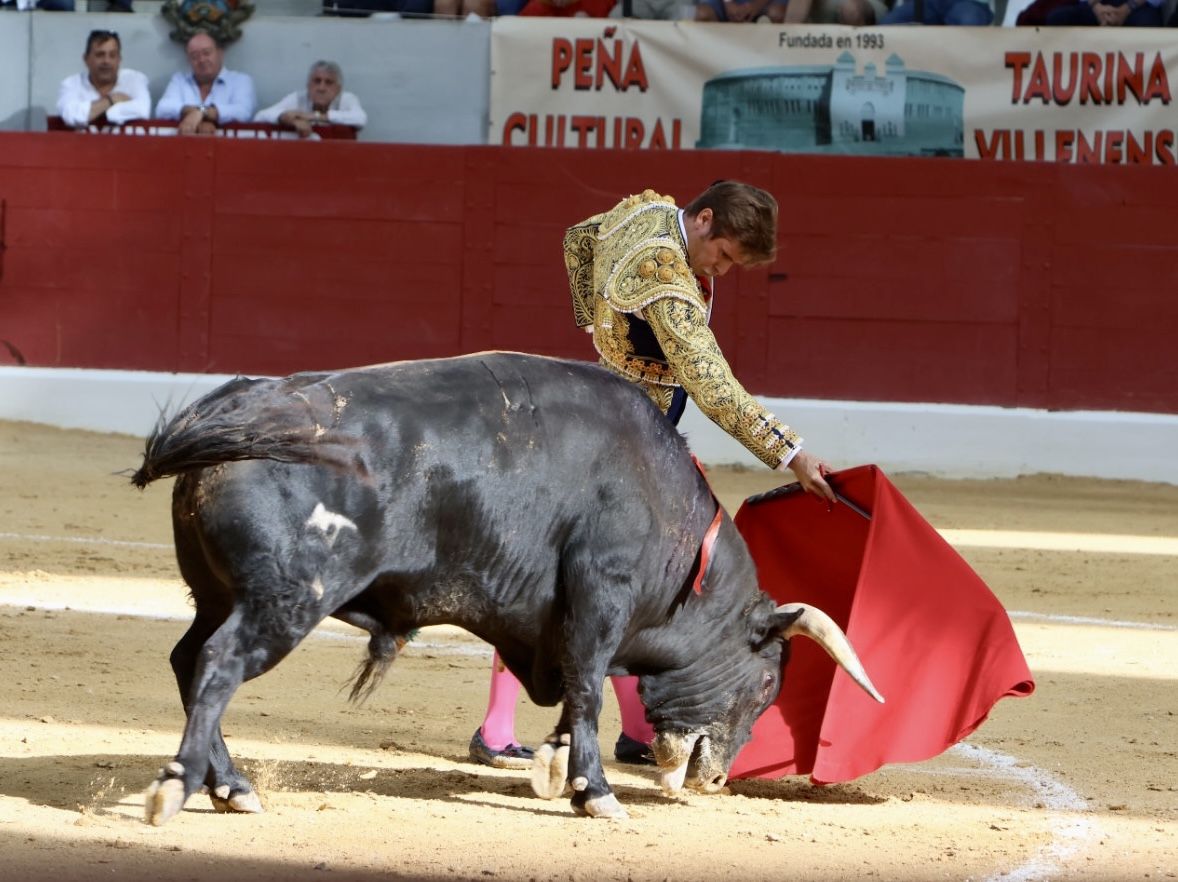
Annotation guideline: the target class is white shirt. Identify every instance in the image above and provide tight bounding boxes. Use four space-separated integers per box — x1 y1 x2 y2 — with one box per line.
154 68 257 123
56 69 152 129
253 90 367 129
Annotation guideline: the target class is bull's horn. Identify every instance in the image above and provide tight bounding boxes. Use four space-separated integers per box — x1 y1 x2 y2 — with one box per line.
775 603 885 704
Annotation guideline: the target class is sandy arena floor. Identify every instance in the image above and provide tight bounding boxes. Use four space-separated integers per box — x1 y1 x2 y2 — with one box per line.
0 420 1175 882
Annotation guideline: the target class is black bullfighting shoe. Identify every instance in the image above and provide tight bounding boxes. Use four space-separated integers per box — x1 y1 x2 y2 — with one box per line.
613 732 656 765
468 729 535 770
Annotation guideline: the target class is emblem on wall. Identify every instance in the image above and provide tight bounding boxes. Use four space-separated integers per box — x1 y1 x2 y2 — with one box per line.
162 0 256 45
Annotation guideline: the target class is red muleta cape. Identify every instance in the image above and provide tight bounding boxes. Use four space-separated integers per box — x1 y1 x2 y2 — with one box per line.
726 464 1035 785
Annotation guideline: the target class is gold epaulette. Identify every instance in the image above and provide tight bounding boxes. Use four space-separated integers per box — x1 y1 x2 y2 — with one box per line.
597 189 677 239
603 240 705 316
594 192 705 316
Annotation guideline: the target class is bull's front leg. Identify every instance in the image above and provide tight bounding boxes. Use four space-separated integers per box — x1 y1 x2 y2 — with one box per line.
532 551 634 818
532 640 626 819
562 668 626 819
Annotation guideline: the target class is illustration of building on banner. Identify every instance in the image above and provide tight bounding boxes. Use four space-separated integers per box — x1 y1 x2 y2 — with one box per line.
696 52 964 157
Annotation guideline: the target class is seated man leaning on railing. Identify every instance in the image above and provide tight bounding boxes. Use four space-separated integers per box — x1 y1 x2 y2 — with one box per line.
253 61 367 139
56 28 151 130
155 31 257 136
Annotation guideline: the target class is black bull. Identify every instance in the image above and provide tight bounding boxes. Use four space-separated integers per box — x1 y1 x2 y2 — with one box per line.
131 352 881 824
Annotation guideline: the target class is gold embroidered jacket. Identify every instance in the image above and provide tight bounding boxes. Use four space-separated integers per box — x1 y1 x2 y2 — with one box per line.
564 189 801 469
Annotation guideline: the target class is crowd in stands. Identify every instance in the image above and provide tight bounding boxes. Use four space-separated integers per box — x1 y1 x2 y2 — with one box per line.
8 0 1178 34
319 0 1178 24
53 28 367 137
4 1 131 9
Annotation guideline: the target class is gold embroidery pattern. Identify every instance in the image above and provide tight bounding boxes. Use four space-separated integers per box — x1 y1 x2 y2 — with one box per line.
597 189 677 238
591 311 679 386
565 193 702 378
644 298 801 469
563 190 802 468
565 217 603 329
597 358 677 414
598 199 704 316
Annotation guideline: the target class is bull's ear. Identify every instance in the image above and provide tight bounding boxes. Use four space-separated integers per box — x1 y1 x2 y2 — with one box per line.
769 606 804 634
750 604 803 652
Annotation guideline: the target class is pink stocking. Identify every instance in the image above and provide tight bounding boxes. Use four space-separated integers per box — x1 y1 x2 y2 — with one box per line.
479 651 523 751
611 675 655 744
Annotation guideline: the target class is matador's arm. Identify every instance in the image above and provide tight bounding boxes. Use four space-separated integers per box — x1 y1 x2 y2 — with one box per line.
644 297 802 470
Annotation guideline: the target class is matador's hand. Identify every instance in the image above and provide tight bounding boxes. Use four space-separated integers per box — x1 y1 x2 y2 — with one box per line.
779 449 836 503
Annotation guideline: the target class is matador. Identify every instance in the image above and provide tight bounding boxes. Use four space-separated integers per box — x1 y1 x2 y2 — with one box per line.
564 182 827 481
469 181 833 771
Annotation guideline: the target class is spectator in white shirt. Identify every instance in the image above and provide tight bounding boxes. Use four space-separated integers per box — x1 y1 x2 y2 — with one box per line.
155 31 257 135
56 29 151 129
253 61 368 139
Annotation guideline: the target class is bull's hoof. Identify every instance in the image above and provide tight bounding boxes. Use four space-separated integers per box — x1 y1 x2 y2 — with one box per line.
530 742 569 800
144 763 189 826
573 792 628 820
659 761 689 796
210 784 264 814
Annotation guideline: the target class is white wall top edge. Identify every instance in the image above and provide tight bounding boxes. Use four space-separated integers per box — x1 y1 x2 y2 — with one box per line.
2 365 1175 485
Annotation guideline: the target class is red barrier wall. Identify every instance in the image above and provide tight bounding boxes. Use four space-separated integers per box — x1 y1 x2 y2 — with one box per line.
1 133 1175 413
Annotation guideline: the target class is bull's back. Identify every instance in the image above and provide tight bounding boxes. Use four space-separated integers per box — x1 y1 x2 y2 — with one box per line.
324 353 689 484
169 353 710 635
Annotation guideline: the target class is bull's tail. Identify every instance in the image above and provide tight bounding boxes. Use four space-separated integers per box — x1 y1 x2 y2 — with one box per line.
346 632 396 704
345 628 418 704
130 375 359 489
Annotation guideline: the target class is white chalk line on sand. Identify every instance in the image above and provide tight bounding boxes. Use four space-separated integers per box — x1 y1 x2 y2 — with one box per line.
1009 610 1178 631
7 527 1178 556
885 744 1095 882
954 744 1096 882
4 529 1177 635
0 597 488 655
4 594 1173 638
0 532 172 551
939 528 1178 556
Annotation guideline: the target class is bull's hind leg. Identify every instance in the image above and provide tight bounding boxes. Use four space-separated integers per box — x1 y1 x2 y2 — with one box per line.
146 598 322 826
166 612 262 816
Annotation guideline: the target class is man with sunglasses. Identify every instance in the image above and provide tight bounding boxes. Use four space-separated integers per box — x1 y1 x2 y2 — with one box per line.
56 30 150 129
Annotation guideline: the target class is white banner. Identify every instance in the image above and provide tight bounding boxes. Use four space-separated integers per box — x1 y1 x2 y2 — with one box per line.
489 19 1178 163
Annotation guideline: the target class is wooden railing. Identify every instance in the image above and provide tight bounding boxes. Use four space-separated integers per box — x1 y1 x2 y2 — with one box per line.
46 116 359 140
